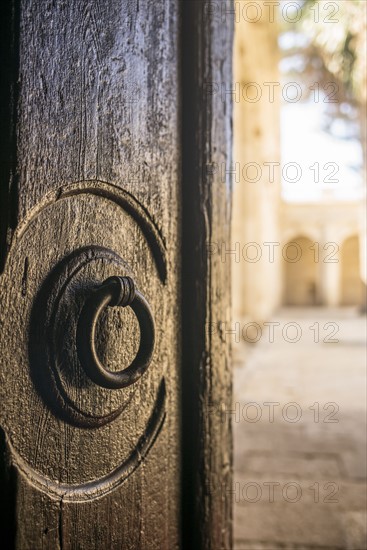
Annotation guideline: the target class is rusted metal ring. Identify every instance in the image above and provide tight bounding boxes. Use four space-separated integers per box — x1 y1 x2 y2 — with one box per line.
76 276 155 389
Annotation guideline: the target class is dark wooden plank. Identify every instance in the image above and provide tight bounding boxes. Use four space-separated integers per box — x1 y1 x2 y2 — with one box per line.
0 0 20 272
181 1 233 549
0 0 233 547
0 1 181 548
16 0 179 222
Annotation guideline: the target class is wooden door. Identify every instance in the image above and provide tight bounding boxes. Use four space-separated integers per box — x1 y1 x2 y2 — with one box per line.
0 1 233 548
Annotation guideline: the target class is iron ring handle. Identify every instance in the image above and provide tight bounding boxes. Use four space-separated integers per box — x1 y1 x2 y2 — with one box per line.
76 276 155 390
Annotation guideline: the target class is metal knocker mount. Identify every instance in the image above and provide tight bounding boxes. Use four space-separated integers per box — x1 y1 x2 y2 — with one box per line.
76 276 155 390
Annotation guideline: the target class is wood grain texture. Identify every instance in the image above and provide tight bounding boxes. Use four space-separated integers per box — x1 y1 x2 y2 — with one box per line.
181 1 233 549
0 0 233 548
0 1 180 548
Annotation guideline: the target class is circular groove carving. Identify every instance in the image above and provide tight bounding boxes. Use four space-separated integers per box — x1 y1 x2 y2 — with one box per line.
29 246 138 428
5 379 166 501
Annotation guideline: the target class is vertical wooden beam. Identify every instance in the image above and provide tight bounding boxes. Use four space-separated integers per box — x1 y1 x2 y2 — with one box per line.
181 1 233 548
0 427 17 547
0 0 20 272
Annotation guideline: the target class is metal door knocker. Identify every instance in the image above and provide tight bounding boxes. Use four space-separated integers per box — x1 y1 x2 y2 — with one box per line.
76 276 155 389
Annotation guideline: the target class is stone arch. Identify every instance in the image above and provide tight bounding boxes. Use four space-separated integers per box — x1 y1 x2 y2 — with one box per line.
283 235 318 306
282 227 320 248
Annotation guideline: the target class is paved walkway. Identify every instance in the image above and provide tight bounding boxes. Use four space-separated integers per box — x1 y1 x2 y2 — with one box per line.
233 308 367 550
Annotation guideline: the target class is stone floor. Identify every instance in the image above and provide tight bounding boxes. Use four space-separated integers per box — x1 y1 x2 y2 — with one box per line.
233 308 367 550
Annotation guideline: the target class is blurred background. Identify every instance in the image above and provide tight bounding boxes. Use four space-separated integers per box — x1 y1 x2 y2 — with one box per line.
231 1 366 548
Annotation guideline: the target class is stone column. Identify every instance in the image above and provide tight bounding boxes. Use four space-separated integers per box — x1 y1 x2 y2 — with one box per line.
320 259 341 307
319 227 341 306
232 1 282 323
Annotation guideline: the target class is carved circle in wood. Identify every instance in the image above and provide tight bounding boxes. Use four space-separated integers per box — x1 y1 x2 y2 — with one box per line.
0 181 168 495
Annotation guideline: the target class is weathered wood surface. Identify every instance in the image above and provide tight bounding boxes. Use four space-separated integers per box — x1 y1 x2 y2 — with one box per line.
181 2 233 549
0 0 233 548
0 1 180 548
